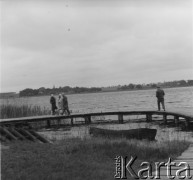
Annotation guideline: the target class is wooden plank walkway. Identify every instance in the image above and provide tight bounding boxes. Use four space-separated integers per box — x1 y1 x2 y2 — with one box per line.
146 144 193 179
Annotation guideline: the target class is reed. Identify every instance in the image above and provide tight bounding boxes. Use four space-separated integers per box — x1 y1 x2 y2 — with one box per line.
0 104 50 119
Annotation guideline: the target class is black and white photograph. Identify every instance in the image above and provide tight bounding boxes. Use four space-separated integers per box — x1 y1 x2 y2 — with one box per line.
0 0 193 179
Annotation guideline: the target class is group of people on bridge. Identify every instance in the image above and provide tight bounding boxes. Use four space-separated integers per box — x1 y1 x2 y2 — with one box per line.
50 86 166 116
50 93 70 115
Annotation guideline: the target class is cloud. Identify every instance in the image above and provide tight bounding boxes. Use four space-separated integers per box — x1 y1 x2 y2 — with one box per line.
1 0 192 92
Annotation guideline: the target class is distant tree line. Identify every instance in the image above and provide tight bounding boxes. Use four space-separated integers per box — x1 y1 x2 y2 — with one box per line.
19 80 193 97
19 86 101 97
118 80 193 91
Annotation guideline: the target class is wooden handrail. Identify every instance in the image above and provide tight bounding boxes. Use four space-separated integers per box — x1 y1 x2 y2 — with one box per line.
0 110 193 125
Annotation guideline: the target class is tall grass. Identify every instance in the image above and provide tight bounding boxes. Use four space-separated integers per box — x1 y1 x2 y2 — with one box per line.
0 104 50 119
1 138 190 180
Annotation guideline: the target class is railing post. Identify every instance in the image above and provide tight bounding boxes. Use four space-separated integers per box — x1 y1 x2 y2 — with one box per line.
163 114 167 124
85 116 91 124
174 116 179 126
184 119 190 129
118 114 123 124
71 118 74 126
47 120 51 128
146 114 152 122
57 118 61 128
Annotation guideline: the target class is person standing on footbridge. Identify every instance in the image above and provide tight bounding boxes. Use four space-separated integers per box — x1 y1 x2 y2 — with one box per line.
156 86 166 111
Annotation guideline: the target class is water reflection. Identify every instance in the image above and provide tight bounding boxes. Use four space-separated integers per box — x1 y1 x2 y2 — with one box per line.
39 121 193 143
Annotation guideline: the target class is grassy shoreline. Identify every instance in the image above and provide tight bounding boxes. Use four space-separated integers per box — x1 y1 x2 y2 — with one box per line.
1 138 190 180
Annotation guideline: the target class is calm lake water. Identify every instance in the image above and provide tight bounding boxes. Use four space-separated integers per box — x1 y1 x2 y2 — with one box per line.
2 87 193 114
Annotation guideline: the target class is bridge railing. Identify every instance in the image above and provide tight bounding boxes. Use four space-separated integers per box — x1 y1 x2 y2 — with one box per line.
0 110 192 128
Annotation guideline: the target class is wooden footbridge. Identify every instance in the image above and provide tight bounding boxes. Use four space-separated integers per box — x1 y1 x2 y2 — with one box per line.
1 110 193 127
1 110 193 143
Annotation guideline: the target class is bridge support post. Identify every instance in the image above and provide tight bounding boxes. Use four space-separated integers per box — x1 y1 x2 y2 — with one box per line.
118 114 123 124
163 115 167 124
57 118 61 128
85 116 91 124
47 120 51 128
174 116 179 126
71 118 74 126
146 114 152 122
184 119 190 129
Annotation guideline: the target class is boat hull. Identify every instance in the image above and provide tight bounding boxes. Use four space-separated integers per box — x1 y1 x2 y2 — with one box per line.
89 127 157 140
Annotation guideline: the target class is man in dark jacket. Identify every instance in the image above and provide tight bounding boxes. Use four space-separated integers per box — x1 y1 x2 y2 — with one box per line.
62 93 71 115
156 86 166 111
50 94 57 115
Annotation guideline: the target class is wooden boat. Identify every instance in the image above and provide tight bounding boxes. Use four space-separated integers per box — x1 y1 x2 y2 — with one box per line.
89 127 157 140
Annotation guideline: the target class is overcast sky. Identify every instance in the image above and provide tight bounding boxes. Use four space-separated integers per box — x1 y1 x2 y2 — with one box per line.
0 0 192 92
